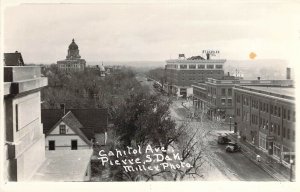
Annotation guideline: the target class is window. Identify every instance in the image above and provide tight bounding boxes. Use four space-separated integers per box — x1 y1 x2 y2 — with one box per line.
59 125 66 134
293 111 295 122
228 99 232 106
287 110 291 120
198 65 205 69
273 142 281 158
221 88 226 96
49 140 55 150
216 65 223 69
283 127 286 138
270 123 273 132
207 65 214 69
259 135 267 150
274 106 277 116
71 140 78 150
221 98 226 105
259 117 262 126
287 129 290 140
283 108 286 119
189 64 196 69
228 88 232 96
180 65 187 69
270 105 273 114
278 107 281 117
266 104 268 113
260 102 262 111
278 125 280 136
293 131 295 142
236 95 240 103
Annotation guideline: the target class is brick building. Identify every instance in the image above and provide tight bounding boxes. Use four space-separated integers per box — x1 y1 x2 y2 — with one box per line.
192 77 293 122
165 53 226 97
233 85 295 167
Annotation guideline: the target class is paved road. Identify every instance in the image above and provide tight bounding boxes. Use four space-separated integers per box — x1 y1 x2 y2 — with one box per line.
170 99 276 181
135 75 156 95
137 76 275 181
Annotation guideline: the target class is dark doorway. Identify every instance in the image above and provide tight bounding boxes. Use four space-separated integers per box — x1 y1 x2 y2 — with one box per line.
49 140 55 150
71 140 78 150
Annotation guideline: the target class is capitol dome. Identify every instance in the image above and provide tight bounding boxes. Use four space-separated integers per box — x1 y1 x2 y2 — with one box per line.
69 38 79 50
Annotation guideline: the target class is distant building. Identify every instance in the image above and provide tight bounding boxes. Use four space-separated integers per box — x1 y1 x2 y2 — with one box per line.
57 39 86 72
4 51 24 66
3 61 47 181
233 85 295 168
99 63 106 77
165 53 226 97
192 77 294 122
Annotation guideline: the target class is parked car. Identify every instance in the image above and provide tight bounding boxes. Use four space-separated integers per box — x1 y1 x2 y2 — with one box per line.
225 142 241 153
217 135 231 144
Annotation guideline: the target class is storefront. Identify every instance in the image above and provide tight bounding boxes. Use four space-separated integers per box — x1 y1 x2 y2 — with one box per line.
273 142 281 160
282 145 295 168
259 132 268 152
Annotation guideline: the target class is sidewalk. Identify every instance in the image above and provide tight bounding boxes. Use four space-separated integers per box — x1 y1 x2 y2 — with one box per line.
227 133 294 182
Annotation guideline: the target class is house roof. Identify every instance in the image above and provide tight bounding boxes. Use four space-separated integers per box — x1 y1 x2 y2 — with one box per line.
4 52 25 66
46 111 92 146
41 108 108 139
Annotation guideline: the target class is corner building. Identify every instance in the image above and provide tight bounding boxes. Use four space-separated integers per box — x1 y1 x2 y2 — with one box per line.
165 54 225 97
234 85 295 167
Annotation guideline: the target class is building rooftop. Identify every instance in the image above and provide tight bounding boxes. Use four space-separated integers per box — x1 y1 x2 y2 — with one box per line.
31 149 93 182
4 52 24 66
46 111 92 145
235 86 295 100
41 108 108 139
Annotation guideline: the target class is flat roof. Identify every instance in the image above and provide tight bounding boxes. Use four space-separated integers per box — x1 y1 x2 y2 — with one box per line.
237 86 295 98
31 149 93 182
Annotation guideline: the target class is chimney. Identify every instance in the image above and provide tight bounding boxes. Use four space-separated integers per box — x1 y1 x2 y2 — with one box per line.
60 103 66 114
286 67 291 80
206 53 210 60
228 72 230 76
257 77 261 80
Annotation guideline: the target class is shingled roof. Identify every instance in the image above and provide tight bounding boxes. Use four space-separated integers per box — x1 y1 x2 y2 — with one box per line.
4 52 25 66
41 108 108 140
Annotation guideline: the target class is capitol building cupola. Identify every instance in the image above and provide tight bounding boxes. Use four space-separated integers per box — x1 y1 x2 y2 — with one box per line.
66 39 81 59
57 38 86 72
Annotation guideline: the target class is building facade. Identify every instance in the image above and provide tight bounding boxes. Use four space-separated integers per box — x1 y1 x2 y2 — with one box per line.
57 39 86 72
165 53 226 97
192 78 294 122
3 65 48 181
234 85 295 167
42 108 108 146
45 111 92 151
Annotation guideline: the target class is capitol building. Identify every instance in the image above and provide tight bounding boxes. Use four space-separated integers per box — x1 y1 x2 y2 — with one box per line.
57 39 86 72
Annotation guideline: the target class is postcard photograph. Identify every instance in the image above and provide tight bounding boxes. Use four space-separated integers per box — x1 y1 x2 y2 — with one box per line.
1 0 300 191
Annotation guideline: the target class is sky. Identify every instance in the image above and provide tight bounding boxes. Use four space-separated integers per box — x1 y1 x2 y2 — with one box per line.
2 0 300 64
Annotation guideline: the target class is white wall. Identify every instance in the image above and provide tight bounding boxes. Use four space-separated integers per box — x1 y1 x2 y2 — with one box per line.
46 122 90 150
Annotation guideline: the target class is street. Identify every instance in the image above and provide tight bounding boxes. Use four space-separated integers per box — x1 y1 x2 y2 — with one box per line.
138 75 275 181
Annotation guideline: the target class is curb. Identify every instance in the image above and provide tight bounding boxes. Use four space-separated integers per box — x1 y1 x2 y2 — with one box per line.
227 135 289 181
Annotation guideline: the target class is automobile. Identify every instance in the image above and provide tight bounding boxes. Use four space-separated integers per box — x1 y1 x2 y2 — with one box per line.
225 142 241 153
217 135 231 144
